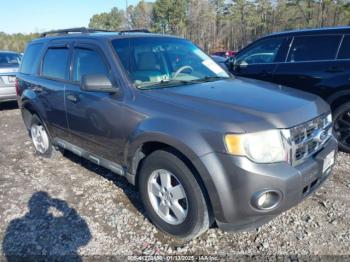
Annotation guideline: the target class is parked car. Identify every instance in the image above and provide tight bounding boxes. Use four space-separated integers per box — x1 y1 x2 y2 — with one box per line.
17 28 337 240
211 50 236 58
0 51 22 102
231 26 350 153
211 55 230 72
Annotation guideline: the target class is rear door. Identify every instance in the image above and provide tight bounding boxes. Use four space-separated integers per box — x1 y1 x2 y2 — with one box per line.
272 34 343 99
326 34 350 100
64 42 125 162
38 43 71 140
232 36 288 82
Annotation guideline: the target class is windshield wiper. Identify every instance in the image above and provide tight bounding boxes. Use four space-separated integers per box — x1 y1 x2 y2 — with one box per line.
136 79 195 89
192 76 230 83
136 76 230 89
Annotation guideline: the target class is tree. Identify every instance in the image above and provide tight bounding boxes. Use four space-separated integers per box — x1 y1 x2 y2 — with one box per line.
129 1 154 29
152 0 188 35
89 7 125 30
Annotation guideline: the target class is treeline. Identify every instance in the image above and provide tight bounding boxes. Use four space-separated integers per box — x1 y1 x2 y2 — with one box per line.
89 0 350 52
0 33 39 52
1 1 350 53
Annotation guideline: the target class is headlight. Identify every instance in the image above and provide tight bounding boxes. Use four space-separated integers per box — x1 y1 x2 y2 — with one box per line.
225 130 287 163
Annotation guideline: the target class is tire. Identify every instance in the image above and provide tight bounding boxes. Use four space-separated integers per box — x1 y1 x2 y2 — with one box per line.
138 149 211 240
29 115 61 159
333 103 350 153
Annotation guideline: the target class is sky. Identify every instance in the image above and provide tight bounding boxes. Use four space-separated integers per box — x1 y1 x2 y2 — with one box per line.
0 0 151 34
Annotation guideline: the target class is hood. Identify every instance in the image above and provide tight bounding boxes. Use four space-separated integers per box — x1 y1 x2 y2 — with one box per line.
141 77 329 133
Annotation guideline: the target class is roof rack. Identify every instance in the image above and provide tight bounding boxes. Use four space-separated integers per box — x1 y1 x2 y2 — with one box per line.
40 27 151 37
40 27 113 37
118 29 150 34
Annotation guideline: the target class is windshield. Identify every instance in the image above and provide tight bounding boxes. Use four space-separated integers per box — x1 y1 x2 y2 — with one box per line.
0 53 21 66
112 37 229 89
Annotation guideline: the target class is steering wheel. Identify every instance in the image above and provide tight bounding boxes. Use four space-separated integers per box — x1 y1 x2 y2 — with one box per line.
173 66 193 79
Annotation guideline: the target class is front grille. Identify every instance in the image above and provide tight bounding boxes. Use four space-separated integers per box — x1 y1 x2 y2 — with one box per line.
289 114 332 166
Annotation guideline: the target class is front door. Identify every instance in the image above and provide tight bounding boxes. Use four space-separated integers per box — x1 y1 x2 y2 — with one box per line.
233 37 288 83
64 43 125 163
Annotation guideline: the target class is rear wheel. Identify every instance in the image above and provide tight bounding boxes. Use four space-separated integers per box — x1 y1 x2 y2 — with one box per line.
138 149 211 240
334 102 350 153
30 115 60 158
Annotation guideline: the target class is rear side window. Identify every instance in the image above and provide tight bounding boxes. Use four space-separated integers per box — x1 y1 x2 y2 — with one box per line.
287 35 342 62
42 47 69 80
72 48 108 82
337 35 350 60
21 43 44 75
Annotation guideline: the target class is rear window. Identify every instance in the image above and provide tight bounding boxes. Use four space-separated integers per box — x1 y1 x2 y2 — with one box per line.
0 53 21 66
21 43 43 75
287 35 342 62
42 47 69 80
337 35 350 60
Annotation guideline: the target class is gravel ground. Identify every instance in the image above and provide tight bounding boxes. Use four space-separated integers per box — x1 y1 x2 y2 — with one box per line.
0 101 349 259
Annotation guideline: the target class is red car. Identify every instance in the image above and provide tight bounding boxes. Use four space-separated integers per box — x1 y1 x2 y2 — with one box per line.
211 50 236 58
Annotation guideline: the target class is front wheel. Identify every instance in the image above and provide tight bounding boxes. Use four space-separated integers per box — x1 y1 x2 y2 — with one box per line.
334 103 350 153
138 149 211 240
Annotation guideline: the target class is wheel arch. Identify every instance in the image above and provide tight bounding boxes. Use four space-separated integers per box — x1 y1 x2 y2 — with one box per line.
128 138 215 220
326 90 350 110
20 90 48 130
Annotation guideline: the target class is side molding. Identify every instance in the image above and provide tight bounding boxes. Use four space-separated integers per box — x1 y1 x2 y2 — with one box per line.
54 138 132 182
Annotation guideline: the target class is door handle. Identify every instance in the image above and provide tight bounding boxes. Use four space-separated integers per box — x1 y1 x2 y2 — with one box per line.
66 94 79 103
259 70 271 77
325 66 344 73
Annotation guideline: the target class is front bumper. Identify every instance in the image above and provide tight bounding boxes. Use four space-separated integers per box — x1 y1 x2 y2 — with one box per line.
196 136 338 231
0 85 16 101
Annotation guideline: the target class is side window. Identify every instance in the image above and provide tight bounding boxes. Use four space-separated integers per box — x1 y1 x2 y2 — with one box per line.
42 47 69 80
20 43 44 75
337 35 350 60
287 35 342 62
73 48 108 82
236 38 284 65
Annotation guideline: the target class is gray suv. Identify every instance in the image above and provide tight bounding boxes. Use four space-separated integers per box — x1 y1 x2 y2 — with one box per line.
0 51 22 102
17 28 337 240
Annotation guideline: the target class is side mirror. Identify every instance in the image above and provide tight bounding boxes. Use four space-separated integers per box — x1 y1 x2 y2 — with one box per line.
81 74 118 93
233 59 248 71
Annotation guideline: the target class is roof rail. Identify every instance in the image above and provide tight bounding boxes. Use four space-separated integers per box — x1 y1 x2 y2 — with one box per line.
40 27 113 37
40 27 151 37
118 29 151 34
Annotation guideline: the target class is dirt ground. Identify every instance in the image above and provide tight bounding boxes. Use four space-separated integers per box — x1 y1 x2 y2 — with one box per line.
0 101 349 260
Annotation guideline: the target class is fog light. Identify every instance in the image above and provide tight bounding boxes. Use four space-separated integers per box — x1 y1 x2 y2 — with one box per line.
252 190 281 210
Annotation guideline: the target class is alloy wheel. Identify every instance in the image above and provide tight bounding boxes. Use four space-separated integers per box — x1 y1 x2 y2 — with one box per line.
147 169 188 225
30 124 50 154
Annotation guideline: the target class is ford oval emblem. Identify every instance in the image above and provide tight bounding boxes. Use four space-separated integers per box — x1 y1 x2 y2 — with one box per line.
314 130 327 143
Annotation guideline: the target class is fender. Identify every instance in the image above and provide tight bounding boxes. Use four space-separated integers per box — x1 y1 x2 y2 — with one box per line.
124 117 226 218
125 117 215 171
